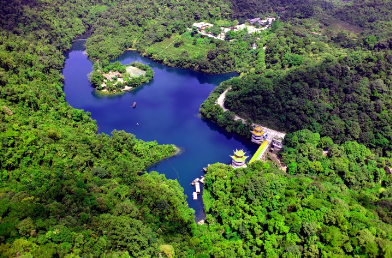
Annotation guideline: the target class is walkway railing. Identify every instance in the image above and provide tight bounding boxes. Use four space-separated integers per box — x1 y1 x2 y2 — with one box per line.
249 141 269 163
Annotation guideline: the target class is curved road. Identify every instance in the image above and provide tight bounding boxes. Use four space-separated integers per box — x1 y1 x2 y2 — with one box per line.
216 88 286 141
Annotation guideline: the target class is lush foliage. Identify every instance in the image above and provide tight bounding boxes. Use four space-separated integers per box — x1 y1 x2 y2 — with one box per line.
0 0 195 257
202 48 392 157
2 0 392 256
282 130 392 189
86 0 232 62
198 160 392 257
90 61 154 92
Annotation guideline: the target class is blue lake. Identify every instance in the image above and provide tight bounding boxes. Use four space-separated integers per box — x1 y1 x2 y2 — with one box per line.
63 40 258 221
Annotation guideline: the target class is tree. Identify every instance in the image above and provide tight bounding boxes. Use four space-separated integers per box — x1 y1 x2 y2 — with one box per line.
191 26 198 37
90 71 104 87
174 35 184 47
210 26 222 36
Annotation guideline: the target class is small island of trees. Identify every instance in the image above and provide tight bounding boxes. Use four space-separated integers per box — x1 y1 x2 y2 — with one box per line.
90 61 154 94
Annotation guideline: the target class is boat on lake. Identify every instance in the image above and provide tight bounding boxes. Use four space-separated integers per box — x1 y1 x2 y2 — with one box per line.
133 102 136 108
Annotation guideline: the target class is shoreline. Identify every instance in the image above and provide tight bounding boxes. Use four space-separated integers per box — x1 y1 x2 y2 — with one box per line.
94 89 126 96
141 51 241 75
146 145 183 172
215 87 286 139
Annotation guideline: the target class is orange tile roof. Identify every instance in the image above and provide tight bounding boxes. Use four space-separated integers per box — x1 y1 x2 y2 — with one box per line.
254 126 263 131
252 132 264 136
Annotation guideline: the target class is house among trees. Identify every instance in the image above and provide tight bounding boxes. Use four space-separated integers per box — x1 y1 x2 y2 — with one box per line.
193 22 213 31
246 17 276 26
103 71 122 81
272 136 283 152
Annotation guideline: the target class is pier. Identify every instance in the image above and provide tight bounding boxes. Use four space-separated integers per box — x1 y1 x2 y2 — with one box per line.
191 176 205 200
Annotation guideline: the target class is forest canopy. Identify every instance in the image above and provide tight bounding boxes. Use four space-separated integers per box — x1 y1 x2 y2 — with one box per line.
1 0 392 257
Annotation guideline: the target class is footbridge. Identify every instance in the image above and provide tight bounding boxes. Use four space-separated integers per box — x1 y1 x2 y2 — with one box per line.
249 141 269 163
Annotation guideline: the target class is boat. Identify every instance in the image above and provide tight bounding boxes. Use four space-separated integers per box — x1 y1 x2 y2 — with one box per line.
136 123 139 126
133 102 136 108
203 167 207 172
195 181 200 193
193 192 198 200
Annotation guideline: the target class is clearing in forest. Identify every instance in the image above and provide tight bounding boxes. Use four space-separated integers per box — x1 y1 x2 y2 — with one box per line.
126 66 146 77
147 34 215 59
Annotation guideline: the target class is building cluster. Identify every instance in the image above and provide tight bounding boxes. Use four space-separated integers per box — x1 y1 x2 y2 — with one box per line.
191 17 276 41
101 71 124 90
251 126 283 151
246 17 276 27
192 22 226 40
192 22 214 31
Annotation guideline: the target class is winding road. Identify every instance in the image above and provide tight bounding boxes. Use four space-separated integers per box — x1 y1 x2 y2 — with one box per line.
216 88 286 141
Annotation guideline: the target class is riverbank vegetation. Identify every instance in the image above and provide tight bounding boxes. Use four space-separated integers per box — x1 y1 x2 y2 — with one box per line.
0 0 194 256
2 0 392 256
201 47 392 157
90 61 154 93
199 159 392 257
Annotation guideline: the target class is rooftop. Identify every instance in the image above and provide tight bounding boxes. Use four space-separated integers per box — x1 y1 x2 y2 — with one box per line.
193 22 214 28
233 149 246 157
231 155 249 162
252 131 264 136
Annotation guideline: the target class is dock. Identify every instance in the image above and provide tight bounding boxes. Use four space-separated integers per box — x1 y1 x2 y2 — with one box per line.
191 176 205 200
195 181 200 193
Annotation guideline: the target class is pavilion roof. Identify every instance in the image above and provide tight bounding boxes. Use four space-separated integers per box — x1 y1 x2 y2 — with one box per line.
254 126 263 131
233 149 246 157
231 155 249 162
252 131 264 136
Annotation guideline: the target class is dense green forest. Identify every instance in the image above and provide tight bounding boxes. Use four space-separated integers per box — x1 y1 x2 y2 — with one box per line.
201 46 392 156
0 0 194 257
2 0 392 257
200 155 392 257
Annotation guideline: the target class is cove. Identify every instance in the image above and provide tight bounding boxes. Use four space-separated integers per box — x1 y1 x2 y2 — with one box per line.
63 39 258 221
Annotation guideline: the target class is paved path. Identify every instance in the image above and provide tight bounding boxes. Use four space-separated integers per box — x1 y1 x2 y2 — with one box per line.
215 88 286 141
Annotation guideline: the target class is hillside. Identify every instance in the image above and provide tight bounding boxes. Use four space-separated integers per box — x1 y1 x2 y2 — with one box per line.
1 0 392 257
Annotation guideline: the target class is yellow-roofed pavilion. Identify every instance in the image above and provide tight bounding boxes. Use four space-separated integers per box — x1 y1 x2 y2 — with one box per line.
251 126 264 144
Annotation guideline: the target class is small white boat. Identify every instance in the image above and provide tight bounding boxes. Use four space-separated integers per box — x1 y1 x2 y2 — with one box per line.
193 192 197 200
195 182 200 193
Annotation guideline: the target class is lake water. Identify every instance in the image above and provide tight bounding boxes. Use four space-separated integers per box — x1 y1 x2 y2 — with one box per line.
63 40 258 221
